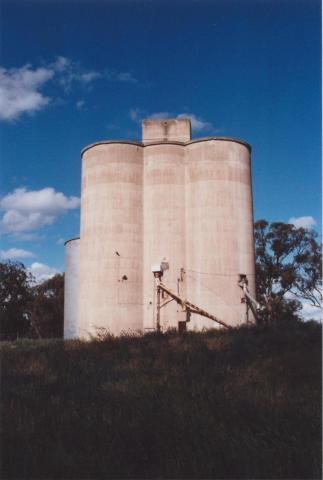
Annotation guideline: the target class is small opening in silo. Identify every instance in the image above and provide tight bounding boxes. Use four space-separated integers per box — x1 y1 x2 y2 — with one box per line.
122 275 128 281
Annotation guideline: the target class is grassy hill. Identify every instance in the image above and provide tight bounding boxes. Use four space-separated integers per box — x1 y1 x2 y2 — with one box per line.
1 321 321 479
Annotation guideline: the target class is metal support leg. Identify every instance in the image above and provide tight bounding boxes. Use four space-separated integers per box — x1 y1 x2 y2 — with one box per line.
156 285 161 333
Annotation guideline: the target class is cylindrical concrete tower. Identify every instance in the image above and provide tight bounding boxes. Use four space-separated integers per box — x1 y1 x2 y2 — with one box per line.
64 237 80 339
185 138 255 328
64 118 256 338
143 142 187 331
78 142 143 337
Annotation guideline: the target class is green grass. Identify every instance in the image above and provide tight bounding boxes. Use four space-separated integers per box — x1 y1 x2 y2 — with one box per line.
1 321 322 479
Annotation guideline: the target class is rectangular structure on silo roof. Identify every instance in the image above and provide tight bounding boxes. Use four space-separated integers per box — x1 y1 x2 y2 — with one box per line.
142 118 191 143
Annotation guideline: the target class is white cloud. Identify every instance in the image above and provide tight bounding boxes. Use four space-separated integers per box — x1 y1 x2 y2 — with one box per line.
0 57 98 121
0 187 80 235
0 64 53 121
53 56 102 92
288 216 317 229
0 57 136 121
177 113 213 131
0 248 35 260
52 56 70 72
79 71 101 83
130 108 213 132
52 57 134 85
56 238 65 245
49 58 135 92
29 262 60 283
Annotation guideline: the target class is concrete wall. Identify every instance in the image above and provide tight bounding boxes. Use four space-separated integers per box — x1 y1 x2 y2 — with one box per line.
185 139 255 328
64 238 80 339
65 118 256 337
78 142 143 338
143 135 255 331
143 143 187 331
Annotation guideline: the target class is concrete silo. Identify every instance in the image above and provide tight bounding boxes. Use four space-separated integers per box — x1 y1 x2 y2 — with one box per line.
142 122 188 331
64 237 80 339
64 118 256 338
78 142 143 337
185 138 255 329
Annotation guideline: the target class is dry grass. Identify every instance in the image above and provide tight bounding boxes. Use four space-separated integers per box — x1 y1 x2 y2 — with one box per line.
1 321 321 479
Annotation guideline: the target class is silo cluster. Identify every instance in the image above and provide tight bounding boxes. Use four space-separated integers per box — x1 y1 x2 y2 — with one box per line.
64 118 256 338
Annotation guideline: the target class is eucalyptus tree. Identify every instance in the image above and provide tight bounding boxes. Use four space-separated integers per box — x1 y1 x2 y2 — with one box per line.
254 220 322 322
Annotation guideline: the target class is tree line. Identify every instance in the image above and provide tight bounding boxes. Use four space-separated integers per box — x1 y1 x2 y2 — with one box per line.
0 264 64 340
0 220 321 340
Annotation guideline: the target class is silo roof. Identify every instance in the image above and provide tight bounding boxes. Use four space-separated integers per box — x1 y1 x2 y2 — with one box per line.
64 236 80 246
81 136 251 156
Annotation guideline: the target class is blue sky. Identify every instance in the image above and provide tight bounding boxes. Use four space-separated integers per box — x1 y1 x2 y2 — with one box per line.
0 0 321 283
